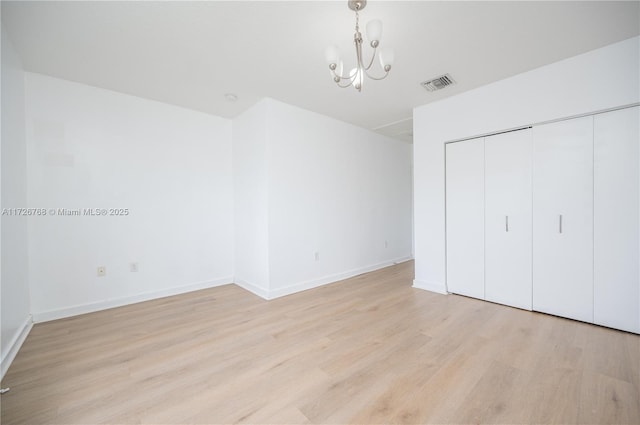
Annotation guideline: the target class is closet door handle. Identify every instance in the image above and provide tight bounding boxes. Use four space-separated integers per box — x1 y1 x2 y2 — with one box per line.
505 215 509 232
559 214 563 234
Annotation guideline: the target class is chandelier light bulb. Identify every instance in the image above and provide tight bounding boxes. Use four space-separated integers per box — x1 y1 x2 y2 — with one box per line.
366 19 382 47
379 47 395 70
349 67 358 82
325 45 340 66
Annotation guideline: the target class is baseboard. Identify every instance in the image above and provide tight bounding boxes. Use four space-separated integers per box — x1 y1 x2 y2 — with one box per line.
32 258 416 323
233 278 270 300
413 279 448 295
267 256 413 300
32 277 234 323
1 315 33 380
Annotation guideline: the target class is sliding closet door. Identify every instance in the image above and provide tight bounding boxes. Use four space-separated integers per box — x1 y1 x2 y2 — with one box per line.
446 139 484 299
485 130 532 310
594 106 640 333
533 117 593 323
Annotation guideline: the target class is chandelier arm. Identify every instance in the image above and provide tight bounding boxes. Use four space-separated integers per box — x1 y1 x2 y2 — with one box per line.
331 67 357 81
336 78 355 89
362 68 390 81
330 67 356 88
363 46 378 71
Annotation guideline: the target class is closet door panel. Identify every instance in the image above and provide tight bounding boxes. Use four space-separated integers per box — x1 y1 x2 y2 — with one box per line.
594 106 640 333
533 117 594 323
446 139 485 299
485 129 533 310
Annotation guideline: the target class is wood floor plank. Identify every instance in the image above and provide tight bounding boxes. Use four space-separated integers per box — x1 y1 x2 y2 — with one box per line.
1 261 639 424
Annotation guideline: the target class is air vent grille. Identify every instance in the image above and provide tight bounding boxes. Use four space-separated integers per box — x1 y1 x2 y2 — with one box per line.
421 74 456 92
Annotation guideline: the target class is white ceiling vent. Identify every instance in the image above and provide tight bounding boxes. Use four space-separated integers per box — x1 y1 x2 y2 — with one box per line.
421 74 456 92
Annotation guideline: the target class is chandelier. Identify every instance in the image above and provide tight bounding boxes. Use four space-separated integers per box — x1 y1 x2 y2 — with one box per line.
325 0 394 92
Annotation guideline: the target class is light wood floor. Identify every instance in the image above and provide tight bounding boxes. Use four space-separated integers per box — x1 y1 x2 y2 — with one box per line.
1 261 639 424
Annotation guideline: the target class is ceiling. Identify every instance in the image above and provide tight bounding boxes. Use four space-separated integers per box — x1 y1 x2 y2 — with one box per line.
2 1 639 143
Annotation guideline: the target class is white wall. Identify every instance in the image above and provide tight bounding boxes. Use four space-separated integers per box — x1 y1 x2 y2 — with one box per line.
233 99 412 299
25 73 234 321
413 36 640 293
233 100 270 297
232 98 412 299
266 99 413 298
1 27 32 378
15 72 411 325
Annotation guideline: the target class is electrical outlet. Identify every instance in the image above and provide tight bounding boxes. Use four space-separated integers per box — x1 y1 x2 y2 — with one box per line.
97 266 106 277
315 252 320 261
130 262 139 272
385 240 388 248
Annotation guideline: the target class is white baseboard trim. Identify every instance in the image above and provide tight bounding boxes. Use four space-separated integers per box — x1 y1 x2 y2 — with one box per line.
267 256 413 300
233 278 270 300
32 276 234 323
413 279 448 295
31 258 416 323
1 315 33 380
